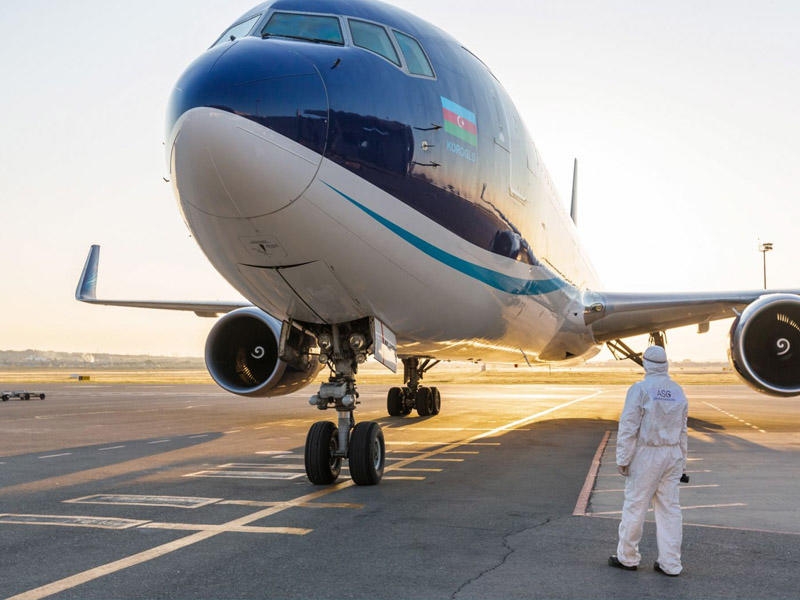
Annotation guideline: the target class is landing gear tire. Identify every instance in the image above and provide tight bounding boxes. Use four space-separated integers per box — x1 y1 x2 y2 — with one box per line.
349 421 385 485
416 386 432 417
305 421 342 485
387 387 404 416
429 386 441 415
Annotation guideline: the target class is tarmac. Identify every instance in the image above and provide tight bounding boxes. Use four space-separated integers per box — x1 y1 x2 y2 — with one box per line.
1 382 798 599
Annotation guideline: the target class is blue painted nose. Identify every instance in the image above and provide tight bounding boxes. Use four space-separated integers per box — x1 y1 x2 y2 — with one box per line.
166 38 329 218
167 38 329 153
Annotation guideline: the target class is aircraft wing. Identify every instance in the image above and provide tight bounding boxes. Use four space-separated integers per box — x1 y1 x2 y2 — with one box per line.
75 245 250 317
586 289 800 342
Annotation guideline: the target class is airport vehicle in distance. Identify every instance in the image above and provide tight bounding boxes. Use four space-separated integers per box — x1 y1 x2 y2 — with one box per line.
2 391 45 401
76 0 800 486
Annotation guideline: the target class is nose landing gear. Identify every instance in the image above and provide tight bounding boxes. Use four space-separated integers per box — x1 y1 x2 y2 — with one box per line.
305 323 385 486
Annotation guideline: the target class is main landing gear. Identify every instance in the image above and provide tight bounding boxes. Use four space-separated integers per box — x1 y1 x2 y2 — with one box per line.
306 323 385 486
387 357 441 417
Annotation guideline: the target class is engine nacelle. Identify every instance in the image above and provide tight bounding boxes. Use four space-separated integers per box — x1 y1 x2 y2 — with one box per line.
730 294 800 397
205 307 321 397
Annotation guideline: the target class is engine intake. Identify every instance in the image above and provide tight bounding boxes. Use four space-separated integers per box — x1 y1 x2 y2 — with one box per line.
730 294 800 397
205 307 320 397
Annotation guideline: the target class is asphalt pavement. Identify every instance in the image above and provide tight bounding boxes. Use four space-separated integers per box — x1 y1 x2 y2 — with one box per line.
1 382 798 599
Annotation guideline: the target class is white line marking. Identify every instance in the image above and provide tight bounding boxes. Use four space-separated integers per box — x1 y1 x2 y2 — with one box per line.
385 441 500 446
702 401 766 432
185 470 305 480
220 462 304 468
0 514 149 530
147 440 171 445
592 484 720 493
64 495 222 509
589 502 747 516
37 453 72 459
98 445 125 451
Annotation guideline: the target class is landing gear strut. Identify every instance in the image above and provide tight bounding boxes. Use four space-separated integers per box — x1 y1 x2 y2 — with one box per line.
306 323 385 486
386 357 441 417
607 331 667 367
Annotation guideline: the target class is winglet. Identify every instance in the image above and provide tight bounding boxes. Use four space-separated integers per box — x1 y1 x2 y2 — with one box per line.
76 244 100 301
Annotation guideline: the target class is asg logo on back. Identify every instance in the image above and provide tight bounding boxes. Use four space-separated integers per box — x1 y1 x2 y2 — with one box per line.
655 389 674 400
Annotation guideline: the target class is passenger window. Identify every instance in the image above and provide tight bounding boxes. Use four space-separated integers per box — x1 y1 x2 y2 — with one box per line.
262 12 344 45
211 14 261 47
393 31 434 77
349 20 400 66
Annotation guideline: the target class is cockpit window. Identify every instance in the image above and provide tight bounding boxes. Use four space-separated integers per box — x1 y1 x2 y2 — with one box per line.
393 31 435 77
349 20 400 66
262 12 344 45
211 14 262 47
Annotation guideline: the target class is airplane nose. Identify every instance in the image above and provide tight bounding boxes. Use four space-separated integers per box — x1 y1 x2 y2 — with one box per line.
167 39 329 218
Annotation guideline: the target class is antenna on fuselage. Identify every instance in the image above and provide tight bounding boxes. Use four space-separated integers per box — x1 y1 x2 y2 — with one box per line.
570 158 578 226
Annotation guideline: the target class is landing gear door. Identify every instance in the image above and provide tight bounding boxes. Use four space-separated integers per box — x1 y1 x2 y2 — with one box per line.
372 318 398 373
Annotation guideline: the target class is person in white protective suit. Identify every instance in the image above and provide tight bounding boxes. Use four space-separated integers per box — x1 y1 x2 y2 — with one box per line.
608 345 688 576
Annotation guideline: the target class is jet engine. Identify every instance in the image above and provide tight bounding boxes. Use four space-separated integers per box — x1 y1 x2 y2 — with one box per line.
729 294 800 397
205 307 321 397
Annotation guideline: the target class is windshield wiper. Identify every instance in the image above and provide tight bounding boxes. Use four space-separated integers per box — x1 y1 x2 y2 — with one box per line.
261 32 342 45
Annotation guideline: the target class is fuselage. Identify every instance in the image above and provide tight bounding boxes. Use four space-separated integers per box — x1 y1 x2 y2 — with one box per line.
166 0 602 364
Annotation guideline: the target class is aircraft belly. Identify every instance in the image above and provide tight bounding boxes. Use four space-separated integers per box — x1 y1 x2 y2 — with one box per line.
291 159 567 358
277 261 362 324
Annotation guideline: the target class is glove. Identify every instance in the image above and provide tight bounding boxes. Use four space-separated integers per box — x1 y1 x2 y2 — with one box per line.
617 465 630 477
680 473 690 483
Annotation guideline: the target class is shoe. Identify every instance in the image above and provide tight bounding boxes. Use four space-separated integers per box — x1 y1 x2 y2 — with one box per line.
654 562 680 577
608 555 637 571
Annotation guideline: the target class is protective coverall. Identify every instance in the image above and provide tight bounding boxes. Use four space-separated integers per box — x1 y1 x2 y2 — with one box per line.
615 345 688 575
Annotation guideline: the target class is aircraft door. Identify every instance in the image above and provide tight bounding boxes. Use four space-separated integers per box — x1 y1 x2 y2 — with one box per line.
493 85 530 203
491 91 511 194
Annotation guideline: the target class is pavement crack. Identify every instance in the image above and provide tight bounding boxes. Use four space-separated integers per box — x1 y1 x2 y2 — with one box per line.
451 517 552 599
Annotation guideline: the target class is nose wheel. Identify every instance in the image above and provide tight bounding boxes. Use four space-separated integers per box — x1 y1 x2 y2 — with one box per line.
304 421 342 485
305 322 385 486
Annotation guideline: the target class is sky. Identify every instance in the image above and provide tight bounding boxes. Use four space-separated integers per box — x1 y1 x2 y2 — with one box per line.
1 0 798 361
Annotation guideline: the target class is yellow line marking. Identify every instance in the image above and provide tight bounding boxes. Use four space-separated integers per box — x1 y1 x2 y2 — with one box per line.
7 485 352 600
140 523 311 535
218 500 364 510
393 467 443 472
9 391 602 600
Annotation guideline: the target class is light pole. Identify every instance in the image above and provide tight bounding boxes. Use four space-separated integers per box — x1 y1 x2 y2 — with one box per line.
759 242 773 289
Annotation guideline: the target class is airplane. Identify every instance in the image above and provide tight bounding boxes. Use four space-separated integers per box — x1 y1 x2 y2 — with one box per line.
76 0 800 486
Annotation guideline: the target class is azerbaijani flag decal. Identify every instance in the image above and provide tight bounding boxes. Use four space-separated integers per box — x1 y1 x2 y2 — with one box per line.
441 96 477 147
